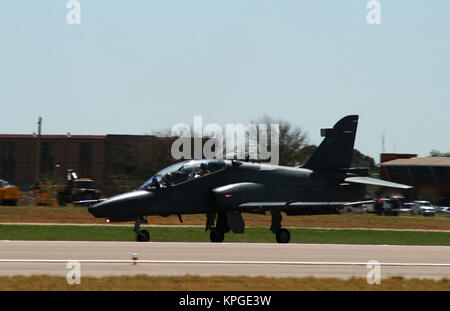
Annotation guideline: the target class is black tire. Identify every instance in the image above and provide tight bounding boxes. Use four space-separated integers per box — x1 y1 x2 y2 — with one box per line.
210 230 224 243
276 228 291 243
136 230 150 242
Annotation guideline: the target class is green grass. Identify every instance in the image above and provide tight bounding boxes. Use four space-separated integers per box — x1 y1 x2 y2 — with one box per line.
1 224 450 245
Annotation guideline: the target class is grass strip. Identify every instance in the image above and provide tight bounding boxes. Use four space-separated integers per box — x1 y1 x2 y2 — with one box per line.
0 275 449 291
1 206 450 230
1 224 450 245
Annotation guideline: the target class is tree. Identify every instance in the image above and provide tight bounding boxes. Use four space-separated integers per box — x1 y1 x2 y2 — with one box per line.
352 149 376 171
251 116 309 166
430 150 450 157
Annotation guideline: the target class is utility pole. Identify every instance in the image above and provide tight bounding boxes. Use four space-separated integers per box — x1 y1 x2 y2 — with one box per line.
35 117 42 184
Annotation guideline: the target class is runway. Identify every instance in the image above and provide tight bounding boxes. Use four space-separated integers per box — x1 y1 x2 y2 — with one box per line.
1 241 449 279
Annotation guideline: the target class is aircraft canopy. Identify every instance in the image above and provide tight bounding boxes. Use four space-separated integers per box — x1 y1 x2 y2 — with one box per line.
140 159 226 189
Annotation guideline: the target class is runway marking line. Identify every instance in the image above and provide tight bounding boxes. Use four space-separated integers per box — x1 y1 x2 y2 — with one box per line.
0 259 450 267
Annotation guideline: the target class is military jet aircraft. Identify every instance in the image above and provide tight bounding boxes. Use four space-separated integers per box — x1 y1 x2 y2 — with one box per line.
88 115 412 243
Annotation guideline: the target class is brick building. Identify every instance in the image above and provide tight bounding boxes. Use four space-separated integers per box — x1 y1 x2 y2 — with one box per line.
0 134 177 195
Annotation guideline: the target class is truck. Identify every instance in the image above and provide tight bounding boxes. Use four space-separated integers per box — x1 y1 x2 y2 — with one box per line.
0 179 20 205
57 169 101 206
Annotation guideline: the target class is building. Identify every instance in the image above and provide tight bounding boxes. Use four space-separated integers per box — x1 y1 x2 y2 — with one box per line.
380 153 450 204
0 134 177 196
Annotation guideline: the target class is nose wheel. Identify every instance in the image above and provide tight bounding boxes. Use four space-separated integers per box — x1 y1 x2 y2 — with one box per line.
136 230 150 242
134 217 150 242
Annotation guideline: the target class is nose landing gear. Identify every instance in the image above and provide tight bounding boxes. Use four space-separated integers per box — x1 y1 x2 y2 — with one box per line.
206 212 228 243
134 217 150 242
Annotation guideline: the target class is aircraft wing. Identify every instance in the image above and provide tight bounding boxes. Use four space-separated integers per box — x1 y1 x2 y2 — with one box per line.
237 200 375 211
344 177 413 189
238 202 287 209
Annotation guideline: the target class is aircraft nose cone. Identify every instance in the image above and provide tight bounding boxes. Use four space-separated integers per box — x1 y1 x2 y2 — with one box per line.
88 200 111 218
87 205 96 216
87 190 154 219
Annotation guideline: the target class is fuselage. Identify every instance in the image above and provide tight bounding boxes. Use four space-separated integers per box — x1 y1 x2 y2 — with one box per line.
88 159 366 220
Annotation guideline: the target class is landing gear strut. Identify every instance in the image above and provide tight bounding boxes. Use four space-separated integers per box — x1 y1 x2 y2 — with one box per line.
134 217 150 242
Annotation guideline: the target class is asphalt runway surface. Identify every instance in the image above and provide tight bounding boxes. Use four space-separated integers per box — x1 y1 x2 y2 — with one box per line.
1 241 450 279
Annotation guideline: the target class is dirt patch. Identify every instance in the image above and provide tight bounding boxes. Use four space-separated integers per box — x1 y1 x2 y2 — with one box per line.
0 275 449 291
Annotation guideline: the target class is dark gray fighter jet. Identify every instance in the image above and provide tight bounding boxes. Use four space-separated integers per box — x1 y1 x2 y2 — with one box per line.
88 115 411 243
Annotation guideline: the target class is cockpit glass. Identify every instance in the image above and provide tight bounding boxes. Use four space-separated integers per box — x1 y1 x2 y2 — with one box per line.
140 159 226 190
193 159 226 178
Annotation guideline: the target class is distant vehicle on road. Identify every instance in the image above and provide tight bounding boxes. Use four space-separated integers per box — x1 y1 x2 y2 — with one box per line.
410 201 436 216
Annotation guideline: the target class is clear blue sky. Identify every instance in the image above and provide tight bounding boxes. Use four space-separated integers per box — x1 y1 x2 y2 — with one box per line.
1 1 449 163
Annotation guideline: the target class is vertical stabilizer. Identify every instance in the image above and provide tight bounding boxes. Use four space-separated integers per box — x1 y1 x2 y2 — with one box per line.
302 115 358 171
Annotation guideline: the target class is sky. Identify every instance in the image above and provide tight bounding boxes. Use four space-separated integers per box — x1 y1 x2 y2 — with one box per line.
0 1 449 163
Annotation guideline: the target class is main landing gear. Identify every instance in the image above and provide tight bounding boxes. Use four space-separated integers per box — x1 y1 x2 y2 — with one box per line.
205 210 291 244
210 230 225 243
275 228 291 243
271 210 291 243
134 217 150 242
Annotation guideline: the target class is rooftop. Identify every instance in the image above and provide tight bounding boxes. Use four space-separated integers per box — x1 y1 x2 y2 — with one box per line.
0 134 106 140
381 157 450 167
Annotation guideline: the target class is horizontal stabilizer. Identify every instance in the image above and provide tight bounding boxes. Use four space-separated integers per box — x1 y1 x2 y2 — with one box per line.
345 177 413 189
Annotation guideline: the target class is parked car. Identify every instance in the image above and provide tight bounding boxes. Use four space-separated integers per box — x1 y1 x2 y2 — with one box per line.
435 206 450 214
410 201 436 216
398 202 414 214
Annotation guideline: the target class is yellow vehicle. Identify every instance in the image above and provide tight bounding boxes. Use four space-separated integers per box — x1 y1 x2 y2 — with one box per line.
0 179 20 206
33 180 57 206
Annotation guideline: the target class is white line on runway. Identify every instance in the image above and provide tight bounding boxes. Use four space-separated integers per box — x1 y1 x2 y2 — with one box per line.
1 259 450 267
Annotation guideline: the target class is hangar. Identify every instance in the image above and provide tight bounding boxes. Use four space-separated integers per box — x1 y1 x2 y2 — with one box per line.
380 153 450 204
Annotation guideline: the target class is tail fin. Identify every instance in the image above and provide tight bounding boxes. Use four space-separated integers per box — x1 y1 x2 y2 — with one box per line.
302 115 358 171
